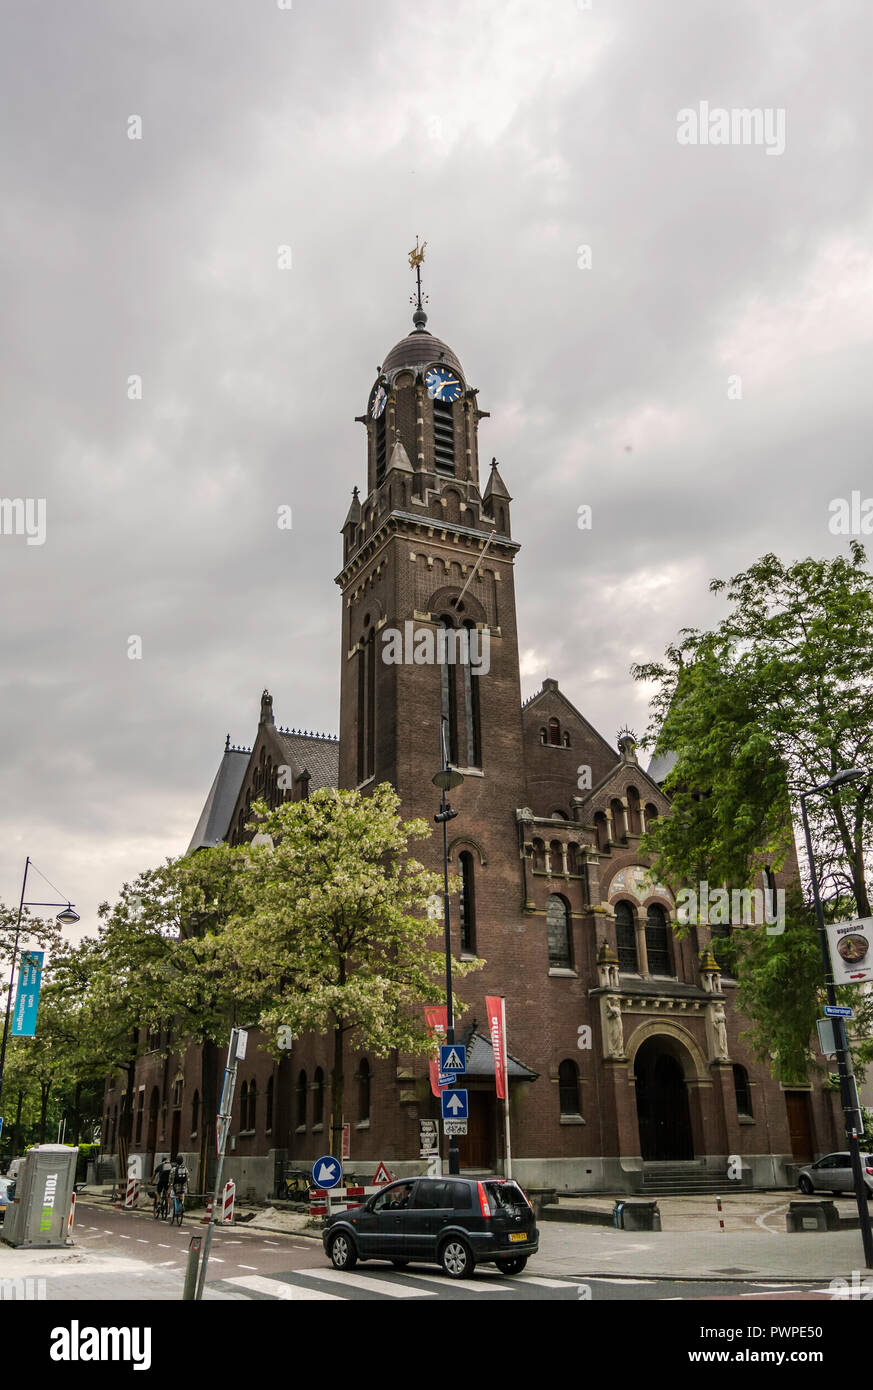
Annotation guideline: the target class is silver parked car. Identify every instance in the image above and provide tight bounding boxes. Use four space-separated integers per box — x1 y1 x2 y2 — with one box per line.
798 1151 873 1197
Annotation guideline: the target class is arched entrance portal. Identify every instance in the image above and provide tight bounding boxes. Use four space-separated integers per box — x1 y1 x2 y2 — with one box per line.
634 1036 694 1160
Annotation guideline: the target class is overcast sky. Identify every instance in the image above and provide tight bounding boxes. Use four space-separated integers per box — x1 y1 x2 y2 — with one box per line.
2 0 871 935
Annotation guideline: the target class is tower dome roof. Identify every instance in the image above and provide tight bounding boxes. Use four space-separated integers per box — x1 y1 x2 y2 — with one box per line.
381 323 464 382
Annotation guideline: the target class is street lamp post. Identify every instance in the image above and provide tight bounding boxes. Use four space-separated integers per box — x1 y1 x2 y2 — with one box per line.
0 856 79 1112
433 718 464 1177
799 769 873 1269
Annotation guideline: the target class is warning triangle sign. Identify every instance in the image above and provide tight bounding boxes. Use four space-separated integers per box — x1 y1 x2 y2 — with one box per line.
373 1161 394 1185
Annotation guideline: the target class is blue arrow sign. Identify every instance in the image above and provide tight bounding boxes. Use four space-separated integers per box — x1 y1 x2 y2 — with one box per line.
441 1089 468 1121
824 1005 854 1019
312 1155 342 1189
440 1044 466 1073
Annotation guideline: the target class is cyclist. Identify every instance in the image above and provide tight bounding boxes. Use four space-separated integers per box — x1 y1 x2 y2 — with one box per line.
153 1156 173 1215
171 1155 190 1213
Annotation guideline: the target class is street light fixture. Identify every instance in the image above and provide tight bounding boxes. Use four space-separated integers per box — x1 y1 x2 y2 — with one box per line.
432 719 464 1177
799 769 873 1268
0 857 79 1111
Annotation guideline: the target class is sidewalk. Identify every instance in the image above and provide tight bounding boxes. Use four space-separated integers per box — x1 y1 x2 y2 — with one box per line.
0 1243 243 1301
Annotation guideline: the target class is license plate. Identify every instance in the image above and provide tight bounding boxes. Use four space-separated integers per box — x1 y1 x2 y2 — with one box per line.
509 1232 527 1242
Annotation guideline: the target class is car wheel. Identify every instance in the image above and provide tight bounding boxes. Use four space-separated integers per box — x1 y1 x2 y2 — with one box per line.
440 1237 475 1280
798 1176 814 1195
328 1232 357 1271
391 1260 409 1269
495 1255 528 1275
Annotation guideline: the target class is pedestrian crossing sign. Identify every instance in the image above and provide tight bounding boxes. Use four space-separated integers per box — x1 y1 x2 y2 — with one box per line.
439 1044 466 1073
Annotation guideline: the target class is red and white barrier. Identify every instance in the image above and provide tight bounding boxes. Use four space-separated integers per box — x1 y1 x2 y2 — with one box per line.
309 1184 384 1218
223 1180 235 1225
66 1191 77 1242
201 1198 214 1224
122 1177 140 1209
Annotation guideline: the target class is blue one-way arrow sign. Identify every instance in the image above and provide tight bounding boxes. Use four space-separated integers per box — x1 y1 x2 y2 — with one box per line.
312 1155 342 1189
441 1089 468 1121
440 1044 467 1073
823 1005 854 1019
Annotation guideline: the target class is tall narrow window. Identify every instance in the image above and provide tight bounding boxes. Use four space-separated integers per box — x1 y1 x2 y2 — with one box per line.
548 718 561 746
433 400 455 474
313 1068 324 1127
358 1059 371 1123
459 851 476 954
546 894 572 970
645 903 672 976
733 1065 753 1119
248 1079 257 1132
357 624 376 782
296 1071 307 1129
558 1059 581 1116
375 412 387 486
239 1081 249 1130
462 621 482 767
191 1090 199 1136
266 1077 274 1132
615 900 638 972
440 617 459 765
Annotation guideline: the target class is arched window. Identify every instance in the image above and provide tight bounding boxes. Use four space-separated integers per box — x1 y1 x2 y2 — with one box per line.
549 840 563 875
459 851 476 954
552 809 568 820
610 798 626 842
248 1079 257 1132
546 894 572 970
548 718 561 746
239 1081 249 1130
358 1059 371 1123
567 842 579 875
266 1076 274 1132
615 900 638 972
645 903 672 976
626 786 641 835
594 812 608 853
558 1059 581 1117
135 1090 145 1146
532 838 546 872
462 621 482 767
313 1068 324 1127
357 626 376 783
562 732 571 748
191 1090 199 1137
645 802 658 827
296 1071 307 1129
539 727 547 745
440 617 459 766
733 1065 753 1119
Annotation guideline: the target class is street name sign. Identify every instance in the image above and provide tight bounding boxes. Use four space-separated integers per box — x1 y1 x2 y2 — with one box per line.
823 1005 854 1019
437 1072 456 1089
312 1155 342 1189
441 1089 468 1121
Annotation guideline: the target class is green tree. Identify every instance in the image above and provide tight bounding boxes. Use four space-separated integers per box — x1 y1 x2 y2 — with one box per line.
633 543 873 1077
223 783 483 1159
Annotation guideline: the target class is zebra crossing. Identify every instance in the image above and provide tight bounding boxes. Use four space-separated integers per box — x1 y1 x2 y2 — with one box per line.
217 1264 580 1301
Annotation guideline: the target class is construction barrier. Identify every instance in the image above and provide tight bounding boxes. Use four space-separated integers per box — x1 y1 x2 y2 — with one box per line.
309 1184 384 1218
223 1180 235 1225
66 1191 77 1242
121 1177 140 1210
201 1198 214 1224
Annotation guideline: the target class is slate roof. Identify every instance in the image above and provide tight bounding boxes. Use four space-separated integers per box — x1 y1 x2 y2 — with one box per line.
646 749 678 786
458 1027 539 1081
276 731 339 791
186 748 250 853
381 326 464 382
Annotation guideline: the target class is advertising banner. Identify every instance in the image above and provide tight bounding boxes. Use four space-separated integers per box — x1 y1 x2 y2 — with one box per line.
11 950 44 1036
485 995 508 1101
424 1005 448 1099
826 917 873 986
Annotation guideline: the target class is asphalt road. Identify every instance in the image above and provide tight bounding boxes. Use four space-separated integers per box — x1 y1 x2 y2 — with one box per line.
69 1204 838 1302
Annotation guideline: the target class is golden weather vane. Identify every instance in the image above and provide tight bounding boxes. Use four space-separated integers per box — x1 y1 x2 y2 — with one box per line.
408 236 428 313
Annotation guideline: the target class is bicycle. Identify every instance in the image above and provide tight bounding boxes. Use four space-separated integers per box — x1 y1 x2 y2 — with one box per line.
167 1189 185 1227
153 1188 169 1221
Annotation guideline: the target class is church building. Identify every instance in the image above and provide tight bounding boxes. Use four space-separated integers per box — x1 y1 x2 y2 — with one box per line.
103 271 836 1199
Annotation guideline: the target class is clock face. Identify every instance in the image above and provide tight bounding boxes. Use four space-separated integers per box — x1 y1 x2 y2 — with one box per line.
370 384 387 419
424 365 462 403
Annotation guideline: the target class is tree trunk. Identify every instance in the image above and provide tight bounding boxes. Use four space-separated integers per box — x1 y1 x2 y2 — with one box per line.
72 1080 83 1145
330 1019 344 1160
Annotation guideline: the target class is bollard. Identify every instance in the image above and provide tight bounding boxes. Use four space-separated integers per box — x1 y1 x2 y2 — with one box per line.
183 1234 203 1301
716 1195 725 1231
66 1191 77 1244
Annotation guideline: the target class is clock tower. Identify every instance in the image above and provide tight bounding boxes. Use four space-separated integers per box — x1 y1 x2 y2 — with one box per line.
335 248 527 883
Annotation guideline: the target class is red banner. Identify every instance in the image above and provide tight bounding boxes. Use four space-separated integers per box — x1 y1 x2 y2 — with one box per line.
486 995 508 1101
424 1005 448 1099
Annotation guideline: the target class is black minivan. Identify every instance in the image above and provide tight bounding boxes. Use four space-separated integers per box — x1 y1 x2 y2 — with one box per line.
322 1176 539 1279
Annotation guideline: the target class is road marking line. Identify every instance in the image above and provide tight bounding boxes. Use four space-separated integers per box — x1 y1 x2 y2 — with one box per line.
515 1275 578 1289
238 1264 259 1271
298 1268 434 1298
402 1270 514 1293
118 1235 131 1240
137 1239 149 1244
756 1203 789 1233
224 1274 343 1301
157 1244 171 1249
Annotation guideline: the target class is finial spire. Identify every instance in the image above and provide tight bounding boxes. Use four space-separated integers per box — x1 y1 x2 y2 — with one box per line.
408 236 428 330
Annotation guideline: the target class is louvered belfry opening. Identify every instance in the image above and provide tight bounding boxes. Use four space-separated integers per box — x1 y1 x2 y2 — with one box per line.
433 399 455 474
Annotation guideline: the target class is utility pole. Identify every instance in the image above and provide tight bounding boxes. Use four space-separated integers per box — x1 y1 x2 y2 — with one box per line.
195 1026 247 1299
